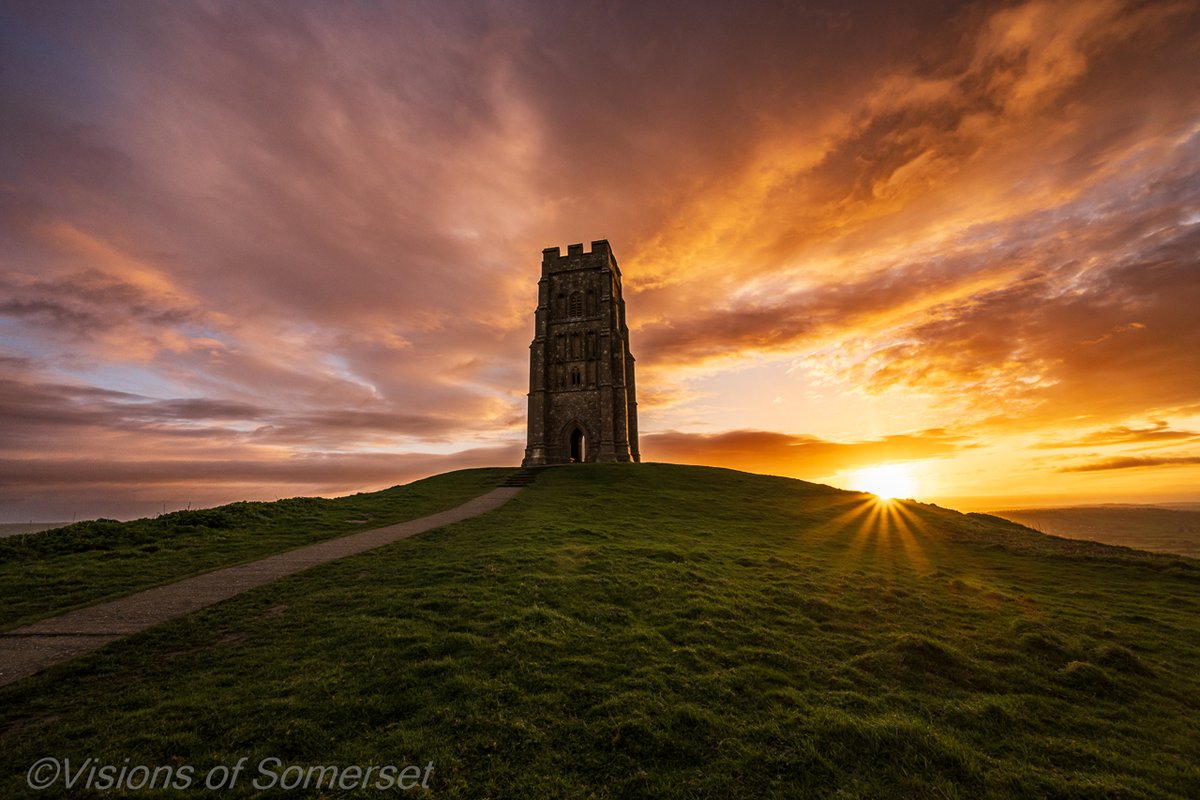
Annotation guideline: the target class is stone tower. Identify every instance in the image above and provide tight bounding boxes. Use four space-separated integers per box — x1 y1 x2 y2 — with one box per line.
522 240 640 465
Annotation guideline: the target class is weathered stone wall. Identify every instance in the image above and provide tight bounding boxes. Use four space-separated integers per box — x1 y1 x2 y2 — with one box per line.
522 240 639 465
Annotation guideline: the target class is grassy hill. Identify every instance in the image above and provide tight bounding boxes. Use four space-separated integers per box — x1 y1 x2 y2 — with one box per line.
0 468 509 630
2 464 1199 798
0 523 69 539
992 505 1200 559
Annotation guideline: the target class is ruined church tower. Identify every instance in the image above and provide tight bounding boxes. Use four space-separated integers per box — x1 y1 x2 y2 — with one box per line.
522 240 640 465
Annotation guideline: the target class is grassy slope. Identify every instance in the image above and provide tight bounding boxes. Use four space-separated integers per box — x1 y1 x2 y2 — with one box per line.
0 467 512 630
992 506 1200 558
2 463 1199 798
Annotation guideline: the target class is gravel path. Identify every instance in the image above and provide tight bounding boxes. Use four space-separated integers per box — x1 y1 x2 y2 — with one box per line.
0 486 522 687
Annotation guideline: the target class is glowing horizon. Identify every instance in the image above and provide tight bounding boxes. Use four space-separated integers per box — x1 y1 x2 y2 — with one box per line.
848 465 919 502
2 1 1199 521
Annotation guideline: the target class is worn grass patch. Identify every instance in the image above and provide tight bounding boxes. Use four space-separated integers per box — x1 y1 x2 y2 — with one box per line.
1 463 1198 798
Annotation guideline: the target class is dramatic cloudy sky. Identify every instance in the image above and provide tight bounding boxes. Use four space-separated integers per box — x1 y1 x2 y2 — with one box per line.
2 0 1198 520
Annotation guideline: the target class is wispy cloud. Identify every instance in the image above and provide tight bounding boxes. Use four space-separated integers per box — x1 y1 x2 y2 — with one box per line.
1 0 1198 517
1038 422 1200 449
1061 456 1200 473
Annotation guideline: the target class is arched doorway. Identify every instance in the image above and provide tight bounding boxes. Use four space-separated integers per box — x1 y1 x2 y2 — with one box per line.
569 427 585 463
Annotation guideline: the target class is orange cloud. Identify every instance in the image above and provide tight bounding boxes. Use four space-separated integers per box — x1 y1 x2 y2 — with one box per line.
643 429 971 479
1037 422 1200 449
1061 456 1200 473
1 0 1198 517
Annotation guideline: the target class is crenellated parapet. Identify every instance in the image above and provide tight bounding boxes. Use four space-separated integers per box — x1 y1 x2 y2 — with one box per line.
541 240 622 278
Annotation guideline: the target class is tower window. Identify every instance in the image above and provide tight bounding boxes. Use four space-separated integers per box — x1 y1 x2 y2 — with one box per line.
569 292 583 317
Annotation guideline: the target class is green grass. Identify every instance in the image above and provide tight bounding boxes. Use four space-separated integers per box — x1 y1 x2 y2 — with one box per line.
0 467 512 630
2 463 1199 798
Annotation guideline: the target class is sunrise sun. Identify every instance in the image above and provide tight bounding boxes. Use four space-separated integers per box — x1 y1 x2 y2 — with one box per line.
852 464 918 501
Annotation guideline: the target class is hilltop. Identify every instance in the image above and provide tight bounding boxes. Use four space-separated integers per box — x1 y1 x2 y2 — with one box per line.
2 464 1199 798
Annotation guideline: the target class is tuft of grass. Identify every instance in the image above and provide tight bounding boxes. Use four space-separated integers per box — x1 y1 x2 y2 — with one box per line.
0 467 513 629
0 463 1198 798
1093 643 1155 677
1059 661 1120 697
